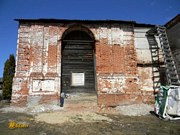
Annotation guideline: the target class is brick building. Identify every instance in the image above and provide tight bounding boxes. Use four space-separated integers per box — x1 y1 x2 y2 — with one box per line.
166 14 180 78
12 18 163 107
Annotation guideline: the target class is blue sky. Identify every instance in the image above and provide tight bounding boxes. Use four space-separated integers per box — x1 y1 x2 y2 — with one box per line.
0 0 179 77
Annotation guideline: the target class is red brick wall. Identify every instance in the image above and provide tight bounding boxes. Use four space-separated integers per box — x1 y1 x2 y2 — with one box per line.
95 24 144 106
11 23 61 106
48 45 57 67
12 22 155 107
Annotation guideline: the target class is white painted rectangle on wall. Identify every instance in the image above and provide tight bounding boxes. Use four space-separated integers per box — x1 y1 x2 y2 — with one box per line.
71 73 85 86
42 80 54 91
32 79 55 92
32 80 41 92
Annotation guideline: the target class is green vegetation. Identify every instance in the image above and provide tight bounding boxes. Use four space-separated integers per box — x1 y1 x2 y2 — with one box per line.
3 54 15 99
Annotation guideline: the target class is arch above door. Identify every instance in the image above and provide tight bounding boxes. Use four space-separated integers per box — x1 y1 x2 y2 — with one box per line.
61 25 96 93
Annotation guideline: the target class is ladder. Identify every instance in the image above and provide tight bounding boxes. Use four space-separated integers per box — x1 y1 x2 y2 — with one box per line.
157 26 180 86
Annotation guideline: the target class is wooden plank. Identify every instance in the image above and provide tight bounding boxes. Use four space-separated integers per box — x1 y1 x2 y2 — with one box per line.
61 41 95 93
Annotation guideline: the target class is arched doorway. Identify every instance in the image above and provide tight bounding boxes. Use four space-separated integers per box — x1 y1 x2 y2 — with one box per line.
61 26 96 94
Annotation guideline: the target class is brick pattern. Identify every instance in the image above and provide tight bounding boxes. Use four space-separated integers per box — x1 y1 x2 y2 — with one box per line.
39 95 59 104
98 94 142 106
113 45 125 73
12 23 62 106
11 24 31 106
99 44 113 73
124 45 137 75
12 22 154 106
96 45 137 75
48 45 57 68
95 24 141 106
141 91 155 104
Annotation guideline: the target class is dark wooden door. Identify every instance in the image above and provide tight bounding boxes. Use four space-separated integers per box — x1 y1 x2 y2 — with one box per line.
61 40 95 93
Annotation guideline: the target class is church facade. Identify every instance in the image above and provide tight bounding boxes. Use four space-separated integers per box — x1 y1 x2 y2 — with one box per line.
11 19 162 107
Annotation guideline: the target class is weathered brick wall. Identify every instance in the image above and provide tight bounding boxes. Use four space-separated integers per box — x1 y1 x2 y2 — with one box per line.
12 21 155 106
12 24 31 106
12 23 63 106
93 24 140 106
134 27 163 104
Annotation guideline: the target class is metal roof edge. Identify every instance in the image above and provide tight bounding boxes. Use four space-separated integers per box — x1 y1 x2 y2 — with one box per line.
134 23 155 27
14 18 135 24
14 18 156 27
165 14 180 29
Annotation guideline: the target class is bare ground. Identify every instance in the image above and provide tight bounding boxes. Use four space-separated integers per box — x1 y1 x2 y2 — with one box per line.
0 93 180 135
